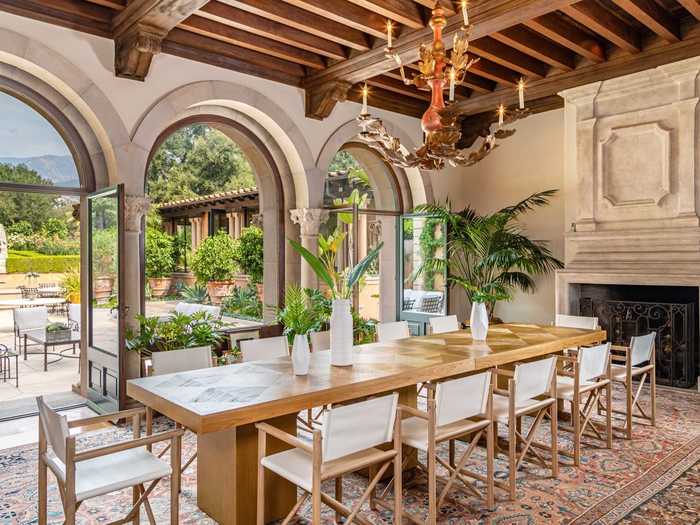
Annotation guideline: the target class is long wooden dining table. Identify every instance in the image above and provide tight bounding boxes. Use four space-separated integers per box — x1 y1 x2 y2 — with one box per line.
127 323 606 525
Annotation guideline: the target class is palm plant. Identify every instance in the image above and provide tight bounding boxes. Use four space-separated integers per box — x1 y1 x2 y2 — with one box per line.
415 189 564 318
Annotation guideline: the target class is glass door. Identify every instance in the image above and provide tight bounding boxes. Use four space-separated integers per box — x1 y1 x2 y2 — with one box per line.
86 185 125 412
398 214 448 335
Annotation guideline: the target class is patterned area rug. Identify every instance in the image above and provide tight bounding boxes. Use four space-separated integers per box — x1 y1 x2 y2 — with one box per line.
1 385 698 524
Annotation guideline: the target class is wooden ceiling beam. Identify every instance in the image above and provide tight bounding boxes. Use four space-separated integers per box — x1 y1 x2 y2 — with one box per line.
444 29 700 117
280 0 389 39
413 0 456 16
386 69 475 96
524 13 605 63
0 0 112 37
112 0 209 81
469 36 549 78
678 0 700 21
347 84 426 118
217 0 371 51
84 0 125 9
198 2 347 61
561 1 641 53
468 58 522 86
492 26 576 71
346 0 425 29
610 0 680 42
180 15 326 69
368 76 432 100
405 62 494 93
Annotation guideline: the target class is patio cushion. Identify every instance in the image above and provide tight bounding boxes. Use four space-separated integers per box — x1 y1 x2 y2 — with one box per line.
261 448 313 492
401 416 487 451
491 393 554 420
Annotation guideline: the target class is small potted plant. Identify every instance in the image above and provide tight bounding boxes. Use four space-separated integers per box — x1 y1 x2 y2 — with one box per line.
191 232 238 305
61 270 81 304
46 321 71 343
277 285 319 375
145 228 176 298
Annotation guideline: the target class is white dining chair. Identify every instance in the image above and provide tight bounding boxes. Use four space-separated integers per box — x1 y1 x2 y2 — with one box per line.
149 346 214 473
37 396 183 525
555 314 599 330
14 306 49 355
428 314 460 334
309 330 331 352
492 356 559 499
556 342 613 465
376 321 410 343
256 394 402 524
400 371 495 521
67 303 81 331
240 335 289 362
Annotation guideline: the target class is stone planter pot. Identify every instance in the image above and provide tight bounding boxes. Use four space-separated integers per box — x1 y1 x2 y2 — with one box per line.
207 280 235 305
256 283 264 301
93 276 114 304
232 274 251 289
148 277 173 298
171 271 196 288
67 292 80 304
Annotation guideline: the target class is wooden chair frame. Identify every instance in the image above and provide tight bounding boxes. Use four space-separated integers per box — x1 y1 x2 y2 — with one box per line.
557 352 613 466
38 407 184 525
599 342 656 439
392 377 495 525
494 366 559 500
256 413 403 525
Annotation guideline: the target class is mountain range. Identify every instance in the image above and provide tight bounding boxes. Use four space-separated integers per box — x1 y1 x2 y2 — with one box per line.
0 154 79 187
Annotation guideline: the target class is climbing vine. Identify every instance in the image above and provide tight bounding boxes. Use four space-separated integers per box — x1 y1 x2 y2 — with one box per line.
418 217 442 290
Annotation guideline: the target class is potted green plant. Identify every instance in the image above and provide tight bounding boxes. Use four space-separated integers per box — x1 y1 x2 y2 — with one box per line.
233 226 264 298
415 190 564 337
145 227 176 298
191 231 238 305
277 285 319 375
46 321 71 343
61 269 81 304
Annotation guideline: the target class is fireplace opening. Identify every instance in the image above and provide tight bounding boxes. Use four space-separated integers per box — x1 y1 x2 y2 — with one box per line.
575 284 698 389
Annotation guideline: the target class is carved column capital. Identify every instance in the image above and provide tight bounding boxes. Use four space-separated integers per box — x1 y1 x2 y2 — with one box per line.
290 208 329 236
125 195 151 233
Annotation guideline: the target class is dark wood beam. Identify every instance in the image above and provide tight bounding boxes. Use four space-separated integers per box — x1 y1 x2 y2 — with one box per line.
346 0 425 29
469 58 522 86
610 0 680 42
368 76 431 100
561 1 640 53
198 2 347 61
385 69 474 96
180 15 326 69
492 26 576 70
217 0 371 50
84 0 125 8
306 80 353 119
470 36 549 78
112 0 209 81
445 29 700 117
524 13 605 63
0 0 112 37
347 84 426 118
678 0 700 21
413 0 456 16
405 63 494 93
280 0 389 39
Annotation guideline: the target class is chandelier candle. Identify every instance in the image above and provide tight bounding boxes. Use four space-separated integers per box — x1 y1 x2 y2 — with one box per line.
518 78 526 109
461 0 469 25
386 20 393 48
449 68 456 102
361 83 368 115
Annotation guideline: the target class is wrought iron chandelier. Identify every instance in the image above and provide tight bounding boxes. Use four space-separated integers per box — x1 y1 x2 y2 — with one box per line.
357 2 530 171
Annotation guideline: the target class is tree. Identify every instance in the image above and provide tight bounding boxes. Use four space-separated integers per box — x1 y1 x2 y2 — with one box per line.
0 164 63 231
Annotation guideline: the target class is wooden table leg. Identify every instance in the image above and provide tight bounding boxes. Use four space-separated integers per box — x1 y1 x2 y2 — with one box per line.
197 413 297 525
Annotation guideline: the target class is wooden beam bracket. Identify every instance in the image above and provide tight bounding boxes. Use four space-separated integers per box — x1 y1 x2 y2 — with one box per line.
305 80 354 120
115 23 167 81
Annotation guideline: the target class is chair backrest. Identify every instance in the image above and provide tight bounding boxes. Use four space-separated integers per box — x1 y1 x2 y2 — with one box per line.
578 342 610 383
36 396 70 463
555 314 598 330
229 330 260 352
429 315 459 335
376 321 410 343
310 330 330 352
630 332 656 367
322 393 398 462
175 302 221 319
68 304 81 327
14 306 48 331
240 335 288 362
151 346 213 376
435 371 490 426
513 356 557 404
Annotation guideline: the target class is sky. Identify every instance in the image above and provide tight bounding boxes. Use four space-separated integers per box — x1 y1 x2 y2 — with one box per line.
0 91 72 158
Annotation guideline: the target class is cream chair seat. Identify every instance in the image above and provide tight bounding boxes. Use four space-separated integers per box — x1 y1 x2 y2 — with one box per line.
491 394 557 419
555 376 599 399
610 362 654 381
400 415 488 452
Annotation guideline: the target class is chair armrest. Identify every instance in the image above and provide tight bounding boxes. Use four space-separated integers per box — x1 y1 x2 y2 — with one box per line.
67 407 146 429
399 404 428 420
494 388 510 397
557 370 576 379
256 422 312 453
74 428 184 462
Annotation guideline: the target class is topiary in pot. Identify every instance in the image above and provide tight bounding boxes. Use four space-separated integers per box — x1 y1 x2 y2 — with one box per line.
191 231 238 305
145 227 176 298
233 226 264 285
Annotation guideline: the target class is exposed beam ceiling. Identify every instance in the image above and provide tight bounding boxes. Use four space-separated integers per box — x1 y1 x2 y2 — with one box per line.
561 1 641 53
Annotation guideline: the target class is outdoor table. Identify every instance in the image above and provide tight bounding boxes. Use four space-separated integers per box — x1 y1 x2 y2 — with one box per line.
0 297 67 309
23 328 80 372
127 323 606 525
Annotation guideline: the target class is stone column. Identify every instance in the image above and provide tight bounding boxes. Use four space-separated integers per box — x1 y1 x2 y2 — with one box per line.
290 208 329 289
377 216 397 322
226 211 236 239
189 217 199 251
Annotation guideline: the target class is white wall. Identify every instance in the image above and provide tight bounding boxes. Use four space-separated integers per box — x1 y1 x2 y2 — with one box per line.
442 109 566 324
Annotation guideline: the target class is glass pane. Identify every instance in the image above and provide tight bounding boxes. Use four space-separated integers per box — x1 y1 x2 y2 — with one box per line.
325 150 376 209
0 92 80 187
90 191 119 354
402 216 447 316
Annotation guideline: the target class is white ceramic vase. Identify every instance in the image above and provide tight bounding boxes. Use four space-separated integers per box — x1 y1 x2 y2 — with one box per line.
292 333 310 375
470 302 489 341
330 298 353 366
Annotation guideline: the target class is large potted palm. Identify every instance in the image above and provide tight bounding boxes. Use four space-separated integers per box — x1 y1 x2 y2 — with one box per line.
416 190 564 340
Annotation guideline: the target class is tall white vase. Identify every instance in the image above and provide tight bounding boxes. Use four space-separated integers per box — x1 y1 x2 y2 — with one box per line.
330 298 353 366
470 302 489 341
292 334 310 375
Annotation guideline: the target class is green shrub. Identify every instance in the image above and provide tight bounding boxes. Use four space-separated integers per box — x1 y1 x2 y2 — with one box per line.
145 228 176 278
7 253 80 273
233 226 264 284
222 285 262 320
191 231 238 283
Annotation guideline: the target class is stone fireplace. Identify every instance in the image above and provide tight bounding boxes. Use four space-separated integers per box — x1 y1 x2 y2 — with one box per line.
555 57 700 389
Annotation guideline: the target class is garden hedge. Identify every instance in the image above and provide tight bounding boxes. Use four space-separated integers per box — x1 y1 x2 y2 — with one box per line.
7 250 80 273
